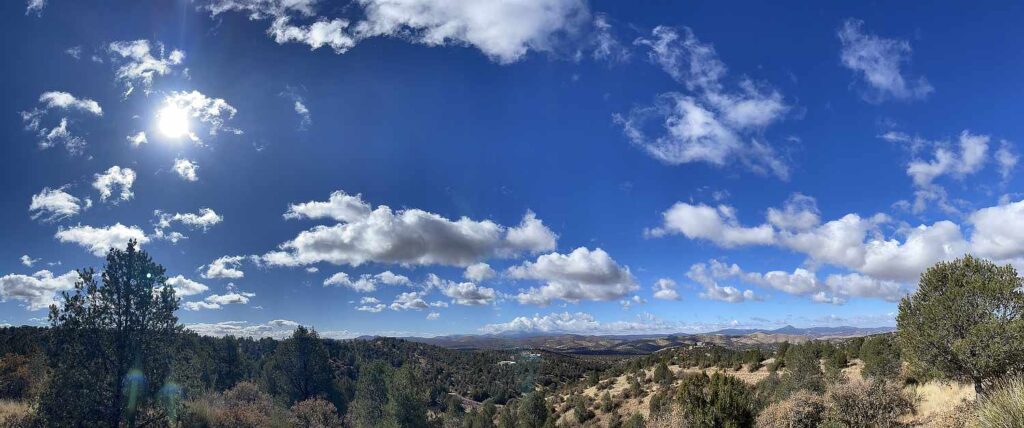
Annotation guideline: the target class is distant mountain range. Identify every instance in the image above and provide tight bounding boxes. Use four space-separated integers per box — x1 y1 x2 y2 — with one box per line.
400 325 894 356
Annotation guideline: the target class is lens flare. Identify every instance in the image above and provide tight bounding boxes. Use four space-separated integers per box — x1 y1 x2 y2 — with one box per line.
157 104 190 138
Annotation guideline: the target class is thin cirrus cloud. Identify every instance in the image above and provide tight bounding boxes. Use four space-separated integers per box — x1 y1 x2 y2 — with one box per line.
837 19 933 102
107 40 185 96
615 26 791 179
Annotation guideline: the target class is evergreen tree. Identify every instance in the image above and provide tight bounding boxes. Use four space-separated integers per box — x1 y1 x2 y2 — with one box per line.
386 364 429 428
898 255 1024 394
780 344 824 395
264 326 336 406
516 391 549 428
860 335 901 380
41 241 180 427
350 361 391 427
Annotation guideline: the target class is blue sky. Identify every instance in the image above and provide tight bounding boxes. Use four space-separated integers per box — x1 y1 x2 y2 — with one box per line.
3 0 1024 338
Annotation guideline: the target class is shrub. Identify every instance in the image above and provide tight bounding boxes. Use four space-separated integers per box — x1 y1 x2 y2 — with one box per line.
0 400 39 428
622 413 645 428
676 372 756 427
755 390 825 428
976 376 1024 427
290 398 342 428
860 335 901 380
825 379 913 428
180 381 290 428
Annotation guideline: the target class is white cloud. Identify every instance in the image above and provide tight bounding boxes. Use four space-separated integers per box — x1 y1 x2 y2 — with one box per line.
21 91 103 155
686 261 760 303
766 193 820 231
202 256 246 279
904 131 990 213
185 286 255 310
173 159 199 181
357 303 386 312
996 142 1018 180
294 100 311 129
29 186 89 222
166 275 210 297
620 295 646 310
324 270 410 292
92 166 136 202
55 224 149 257
390 291 429 311
426 311 440 320
701 259 909 304
269 17 357 53
480 311 703 335
20 256 40 268
652 278 680 300
353 0 589 64
509 247 637 305
155 208 224 231
108 40 185 96
838 19 932 102
0 270 79 310
646 202 774 247
26 0 45 15
463 262 496 282
590 13 630 64
618 27 790 179
38 91 103 115
427 274 496 306
161 91 241 140
184 319 307 339
265 190 557 267
969 199 1024 260
128 131 148 146
200 0 589 64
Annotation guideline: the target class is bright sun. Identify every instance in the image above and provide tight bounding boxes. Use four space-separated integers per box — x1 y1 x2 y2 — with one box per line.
157 104 190 138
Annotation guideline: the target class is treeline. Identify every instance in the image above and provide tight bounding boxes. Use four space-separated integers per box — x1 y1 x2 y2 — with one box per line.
0 242 607 427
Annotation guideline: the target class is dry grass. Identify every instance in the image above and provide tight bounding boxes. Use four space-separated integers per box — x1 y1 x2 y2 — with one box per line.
0 400 35 425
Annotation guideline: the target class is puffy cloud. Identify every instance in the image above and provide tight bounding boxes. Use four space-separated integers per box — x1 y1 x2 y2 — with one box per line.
202 256 247 279
996 143 1018 180
92 166 136 202
55 224 149 256
166 275 210 297
265 190 557 267
480 311 701 335
686 261 759 303
20 256 40 268
426 312 440 320
155 208 223 231
0 270 79 310
108 40 185 96
29 186 90 222
356 303 386 312
161 91 241 140
646 202 774 247
353 0 589 64
969 200 1024 260
766 193 820 231
200 0 590 64
652 278 680 300
390 291 429 310
173 159 199 181
184 319 307 339
269 17 357 53
620 295 646 310
427 274 496 306
128 131 148 146
618 27 790 178
463 262 496 282
838 19 932 102
26 0 45 15
904 131 990 213
324 270 410 292
20 91 103 155
283 190 372 222
184 286 255 310
509 247 637 305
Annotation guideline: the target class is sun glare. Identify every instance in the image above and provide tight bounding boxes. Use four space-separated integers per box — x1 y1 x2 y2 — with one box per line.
157 104 190 139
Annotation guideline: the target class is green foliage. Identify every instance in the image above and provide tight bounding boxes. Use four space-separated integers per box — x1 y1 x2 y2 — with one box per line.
653 362 673 386
622 413 645 428
569 395 593 423
264 327 338 407
41 241 180 427
675 372 756 428
780 343 824 395
647 390 670 416
349 361 390 427
897 255 1024 393
599 391 613 412
180 381 291 428
975 376 1024 427
0 353 47 400
860 335 901 380
385 364 429 428
516 391 549 428
463 399 496 428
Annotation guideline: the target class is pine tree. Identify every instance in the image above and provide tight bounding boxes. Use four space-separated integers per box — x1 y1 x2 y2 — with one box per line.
350 361 391 427
898 255 1024 394
41 240 180 427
